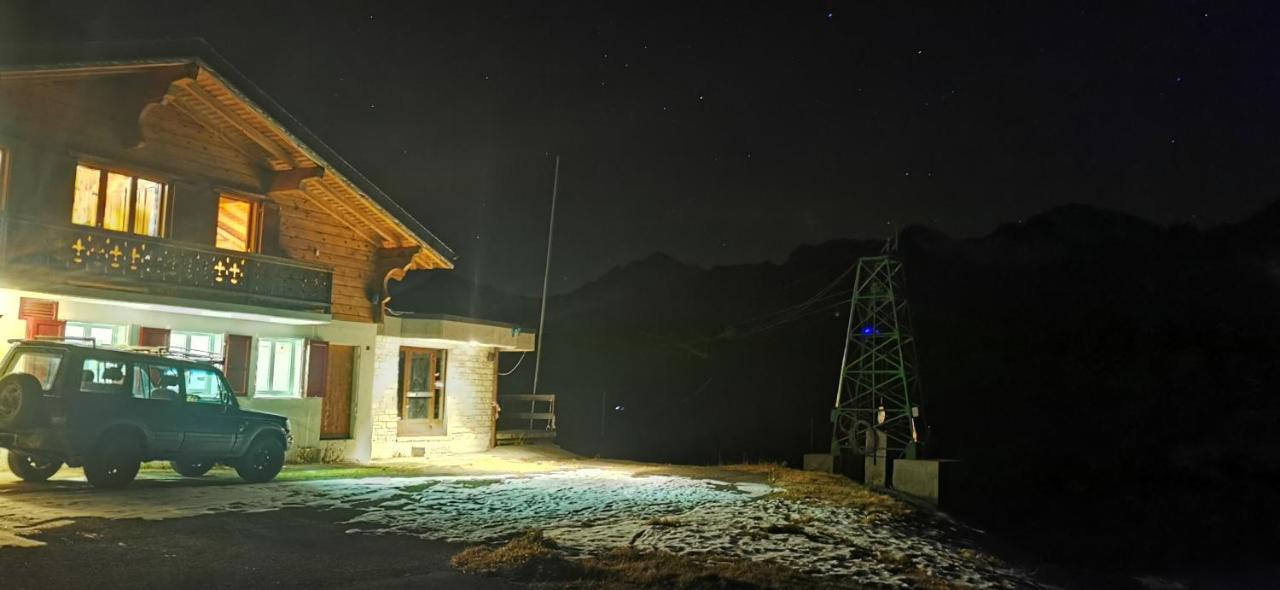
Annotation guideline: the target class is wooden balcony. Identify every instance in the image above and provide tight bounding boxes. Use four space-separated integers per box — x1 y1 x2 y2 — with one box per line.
0 215 334 315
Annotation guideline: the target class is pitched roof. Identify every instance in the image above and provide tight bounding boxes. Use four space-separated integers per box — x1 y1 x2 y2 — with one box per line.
0 39 456 269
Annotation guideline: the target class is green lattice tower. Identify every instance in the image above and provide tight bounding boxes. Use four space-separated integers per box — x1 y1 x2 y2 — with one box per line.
830 255 923 460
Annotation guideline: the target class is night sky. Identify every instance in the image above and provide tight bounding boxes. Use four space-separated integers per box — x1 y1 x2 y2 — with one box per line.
2 1 1278 294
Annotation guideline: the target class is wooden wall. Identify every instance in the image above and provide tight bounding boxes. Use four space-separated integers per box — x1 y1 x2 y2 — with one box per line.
0 73 390 322
0 77 266 191
268 189 377 321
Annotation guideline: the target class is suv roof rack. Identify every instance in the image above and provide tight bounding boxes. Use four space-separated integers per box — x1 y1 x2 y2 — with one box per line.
28 335 99 347
108 344 225 365
6 338 223 365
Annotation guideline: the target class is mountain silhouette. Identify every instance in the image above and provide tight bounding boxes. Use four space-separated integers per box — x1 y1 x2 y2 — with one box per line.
390 201 1280 569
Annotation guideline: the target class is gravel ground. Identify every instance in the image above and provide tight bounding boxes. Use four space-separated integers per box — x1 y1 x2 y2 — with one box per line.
0 467 1039 588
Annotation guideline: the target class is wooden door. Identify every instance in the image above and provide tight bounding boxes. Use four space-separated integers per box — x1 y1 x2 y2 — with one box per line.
398 347 446 436
320 344 354 439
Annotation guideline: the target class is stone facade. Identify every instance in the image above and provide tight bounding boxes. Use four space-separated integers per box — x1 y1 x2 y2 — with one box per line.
369 336 497 459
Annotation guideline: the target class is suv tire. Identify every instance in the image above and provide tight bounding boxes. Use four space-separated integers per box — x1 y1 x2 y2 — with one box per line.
235 436 285 483
171 458 215 478
0 373 44 430
7 451 62 482
84 433 142 489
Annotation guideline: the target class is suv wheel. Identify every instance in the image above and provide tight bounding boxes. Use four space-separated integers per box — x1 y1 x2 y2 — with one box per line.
84 434 142 489
0 373 44 429
171 458 215 478
7 452 62 482
235 436 284 483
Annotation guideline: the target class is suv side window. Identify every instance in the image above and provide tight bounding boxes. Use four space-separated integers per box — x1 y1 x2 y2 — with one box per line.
133 363 181 401
184 367 229 405
80 357 130 395
2 349 63 390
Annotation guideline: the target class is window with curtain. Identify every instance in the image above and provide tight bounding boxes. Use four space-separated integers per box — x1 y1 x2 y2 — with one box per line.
72 164 167 237
171 331 224 358
65 321 124 346
254 337 303 397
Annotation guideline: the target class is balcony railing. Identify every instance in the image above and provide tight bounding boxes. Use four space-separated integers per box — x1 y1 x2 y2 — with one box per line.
0 215 333 314
496 393 557 444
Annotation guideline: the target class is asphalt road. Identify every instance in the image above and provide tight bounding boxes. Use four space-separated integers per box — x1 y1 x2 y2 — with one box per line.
0 505 517 589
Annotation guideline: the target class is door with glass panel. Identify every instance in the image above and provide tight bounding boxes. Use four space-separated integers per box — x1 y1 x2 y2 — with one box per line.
398 347 446 436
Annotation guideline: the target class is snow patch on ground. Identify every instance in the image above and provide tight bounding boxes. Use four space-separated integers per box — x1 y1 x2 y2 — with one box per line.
0 470 1037 588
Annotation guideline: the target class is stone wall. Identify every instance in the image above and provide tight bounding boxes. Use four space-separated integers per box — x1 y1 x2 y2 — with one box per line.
369 336 496 459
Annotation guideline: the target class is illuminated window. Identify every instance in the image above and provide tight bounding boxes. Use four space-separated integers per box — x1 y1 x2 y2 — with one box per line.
254 337 303 397
65 321 124 345
71 164 167 237
216 194 258 252
72 165 101 226
171 331 224 358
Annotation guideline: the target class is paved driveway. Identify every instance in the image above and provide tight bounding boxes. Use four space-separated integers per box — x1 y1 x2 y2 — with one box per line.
0 504 514 589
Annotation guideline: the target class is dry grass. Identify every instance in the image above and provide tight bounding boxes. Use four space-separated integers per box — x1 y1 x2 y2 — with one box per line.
644 516 684 527
451 533 837 589
722 463 911 518
873 549 915 571
579 546 826 589
451 530 562 575
904 568 981 590
786 513 816 525
957 548 1004 569
870 551 980 590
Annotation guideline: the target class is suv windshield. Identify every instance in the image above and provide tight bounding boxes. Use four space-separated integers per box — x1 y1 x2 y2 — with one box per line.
2 348 64 390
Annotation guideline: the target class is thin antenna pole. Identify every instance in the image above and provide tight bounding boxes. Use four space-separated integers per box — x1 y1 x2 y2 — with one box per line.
532 155 560 393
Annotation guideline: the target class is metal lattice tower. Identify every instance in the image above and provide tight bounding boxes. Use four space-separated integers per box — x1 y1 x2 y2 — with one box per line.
830 255 923 460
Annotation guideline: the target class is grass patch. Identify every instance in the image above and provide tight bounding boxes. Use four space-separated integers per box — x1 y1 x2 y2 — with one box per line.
723 463 911 518
452 533 837 589
272 465 426 482
139 462 431 482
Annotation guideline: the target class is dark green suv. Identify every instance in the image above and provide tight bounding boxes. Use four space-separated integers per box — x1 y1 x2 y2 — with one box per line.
0 340 291 488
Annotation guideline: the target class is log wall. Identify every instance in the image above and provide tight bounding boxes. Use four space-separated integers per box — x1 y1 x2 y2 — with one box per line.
0 73 392 322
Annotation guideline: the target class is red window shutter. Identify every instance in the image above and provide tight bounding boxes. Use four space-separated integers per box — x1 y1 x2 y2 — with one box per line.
224 334 252 396
305 340 329 398
18 297 58 321
27 319 65 340
138 327 171 348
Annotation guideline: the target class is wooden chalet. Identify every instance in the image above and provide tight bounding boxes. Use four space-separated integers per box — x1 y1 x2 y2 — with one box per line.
0 41 535 463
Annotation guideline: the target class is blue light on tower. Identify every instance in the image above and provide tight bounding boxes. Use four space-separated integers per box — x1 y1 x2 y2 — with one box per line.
861 325 878 336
